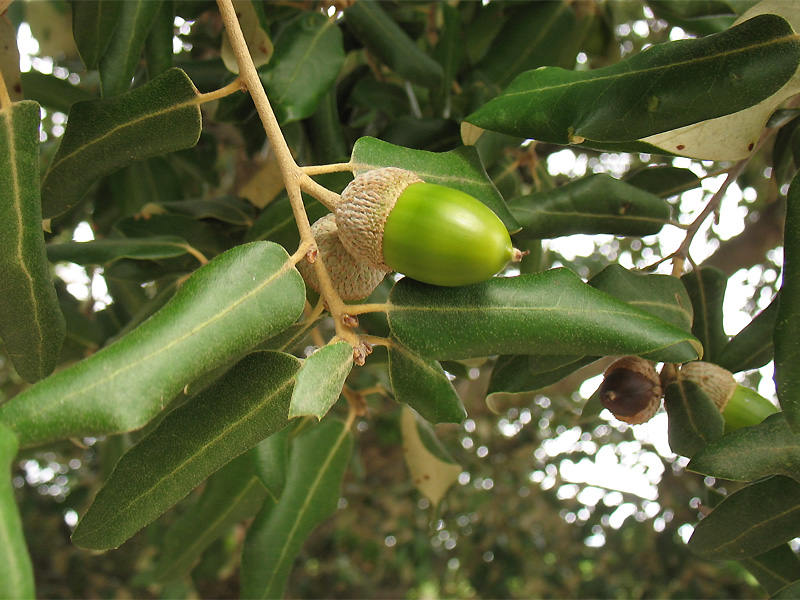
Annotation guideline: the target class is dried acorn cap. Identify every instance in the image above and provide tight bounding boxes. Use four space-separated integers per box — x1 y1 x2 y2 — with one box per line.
335 167 423 271
679 361 737 412
598 356 662 425
297 214 388 301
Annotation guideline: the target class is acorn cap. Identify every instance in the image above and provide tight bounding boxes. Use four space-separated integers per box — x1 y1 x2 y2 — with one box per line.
679 361 737 412
335 167 423 270
599 356 662 425
298 214 389 301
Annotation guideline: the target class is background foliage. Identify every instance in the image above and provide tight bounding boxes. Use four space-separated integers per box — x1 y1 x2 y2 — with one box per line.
1 0 799 598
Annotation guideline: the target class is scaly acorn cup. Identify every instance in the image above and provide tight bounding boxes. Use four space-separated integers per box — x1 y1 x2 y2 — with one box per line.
335 167 517 286
679 361 779 431
598 356 662 425
297 214 389 301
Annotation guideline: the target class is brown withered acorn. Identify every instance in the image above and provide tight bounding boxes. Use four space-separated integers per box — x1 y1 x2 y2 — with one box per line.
679 361 737 412
598 356 662 425
297 214 389 301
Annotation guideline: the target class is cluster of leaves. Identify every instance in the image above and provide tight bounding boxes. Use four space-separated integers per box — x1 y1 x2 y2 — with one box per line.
1 0 800 597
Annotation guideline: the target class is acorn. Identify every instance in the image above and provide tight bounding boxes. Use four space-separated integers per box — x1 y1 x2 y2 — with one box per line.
598 356 662 425
297 214 388 301
335 167 516 286
679 361 778 431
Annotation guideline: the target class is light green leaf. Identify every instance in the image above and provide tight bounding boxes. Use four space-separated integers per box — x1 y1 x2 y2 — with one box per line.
260 11 344 124
466 14 800 145
351 136 520 232
387 269 702 364
664 378 724 458
41 67 202 219
0 422 34 600
689 413 799 482
388 340 466 425
98 0 162 97
344 1 443 88
46 236 192 266
689 475 800 560
289 341 353 420
400 405 461 508
776 170 800 432
0 100 65 383
153 450 270 584
70 0 123 69
71 351 299 551
509 174 671 239
241 418 353 599
0 242 305 448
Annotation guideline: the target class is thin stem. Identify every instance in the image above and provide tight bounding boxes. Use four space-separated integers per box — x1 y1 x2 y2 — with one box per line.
343 302 391 316
301 163 354 176
194 77 244 104
181 244 209 265
299 173 342 211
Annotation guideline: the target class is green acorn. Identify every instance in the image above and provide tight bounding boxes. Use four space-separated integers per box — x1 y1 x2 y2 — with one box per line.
335 167 517 286
297 214 388 301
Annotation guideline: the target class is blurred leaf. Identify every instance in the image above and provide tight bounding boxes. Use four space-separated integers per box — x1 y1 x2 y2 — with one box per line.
0 14 21 103
260 11 344 124
689 413 799 482
41 68 202 219
144 0 175 79
775 580 800 599
344 1 443 89
0 422 34 600
388 340 467 425
71 351 299 551
246 194 328 250
387 269 702 363
46 236 192 266
664 378 724 458
221 0 273 74
351 136 520 232
98 0 162 96
718 296 778 372
153 450 270 584
147 196 256 227
0 100 65 383
682 267 729 364
241 418 353 599
488 355 596 396
0 242 305 447
689 475 800 560
400 405 462 508
466 15 800 144
624 165 701 197
432 3 464 105
776 169 800 432
509 174 671 239
70 0 122 69
590 264 694 333
289 341 353 420
741 544 800 596
20 71 95 112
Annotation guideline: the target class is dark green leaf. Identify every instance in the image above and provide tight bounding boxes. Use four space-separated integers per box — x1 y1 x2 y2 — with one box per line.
241 419 353 599
70 0 123 69
774 580 800 599
664 378 724 458
387 269 702 363
0 422 34 599
466 15 800 143
388 340 467 425
718 296 778 373
71 351 299 551
0 100 65 383
682 267 729 364
344 1 443 89
487 355 596 396
41 68 202 219
289 341 353 420
776 170 800 432
154 196 255 227
689 413 799 482
252 426 290 500
260 11 344 124
246 194 328 250
741 544 800 596
624 165 702 198
590 264 694 333
144 0 175 79
20 71 95 112
98 0 162 97
46 236 192 266
351 136 520 232
153 450 269 584
0 242 305 448
689 475 800 560
510 174 670 239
